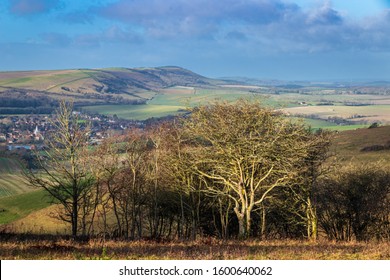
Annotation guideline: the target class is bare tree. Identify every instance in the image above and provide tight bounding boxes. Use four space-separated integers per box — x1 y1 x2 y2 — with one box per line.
183 100 321 238
317 162 390 241
25 101 95 237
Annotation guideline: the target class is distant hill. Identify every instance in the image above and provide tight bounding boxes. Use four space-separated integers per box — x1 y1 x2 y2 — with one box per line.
0 66 222 92
0 66 225 107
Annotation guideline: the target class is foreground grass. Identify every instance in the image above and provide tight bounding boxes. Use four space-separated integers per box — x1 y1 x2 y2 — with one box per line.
0 235 388 260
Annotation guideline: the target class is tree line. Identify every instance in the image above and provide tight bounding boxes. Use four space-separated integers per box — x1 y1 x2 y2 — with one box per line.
25 100 390 241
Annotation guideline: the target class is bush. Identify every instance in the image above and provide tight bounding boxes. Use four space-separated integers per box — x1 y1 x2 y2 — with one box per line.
317 162 390 241
368 122 379 129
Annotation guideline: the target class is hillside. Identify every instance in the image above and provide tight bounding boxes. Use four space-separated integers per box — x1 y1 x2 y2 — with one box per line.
332 125 390 163
0 157 33 197
0 67 224 108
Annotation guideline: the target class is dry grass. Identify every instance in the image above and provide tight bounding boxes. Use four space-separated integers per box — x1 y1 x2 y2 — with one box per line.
0 235 388 260
331 125 390 163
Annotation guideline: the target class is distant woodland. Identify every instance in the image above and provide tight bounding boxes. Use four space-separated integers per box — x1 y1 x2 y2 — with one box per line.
0 92 56 114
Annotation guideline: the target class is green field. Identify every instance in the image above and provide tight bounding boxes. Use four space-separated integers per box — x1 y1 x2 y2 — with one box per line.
294 118 368 131
82 87 279 120
82 104 186 120
0 189 50 224
0 157 54 226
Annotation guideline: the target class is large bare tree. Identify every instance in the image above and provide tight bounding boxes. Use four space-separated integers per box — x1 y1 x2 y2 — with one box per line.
183 99 321 238
25 101 95 237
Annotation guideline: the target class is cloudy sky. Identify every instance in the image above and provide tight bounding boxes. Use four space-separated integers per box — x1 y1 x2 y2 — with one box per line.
1 0 390 80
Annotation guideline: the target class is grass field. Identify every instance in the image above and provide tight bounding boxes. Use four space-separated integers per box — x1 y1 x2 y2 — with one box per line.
0 157 23 173
81 88 277 120
82 104 186 120
0 189 51 225
0 157 50 225
294 118 368 131
146 88 255 107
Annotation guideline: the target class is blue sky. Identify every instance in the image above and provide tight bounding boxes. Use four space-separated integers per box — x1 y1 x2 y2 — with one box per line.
1 0 390 80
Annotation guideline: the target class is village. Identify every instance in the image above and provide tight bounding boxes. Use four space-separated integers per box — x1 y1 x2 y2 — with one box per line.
0 112 146 152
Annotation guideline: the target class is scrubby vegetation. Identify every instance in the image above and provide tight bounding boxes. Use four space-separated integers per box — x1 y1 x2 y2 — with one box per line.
0 234 389 260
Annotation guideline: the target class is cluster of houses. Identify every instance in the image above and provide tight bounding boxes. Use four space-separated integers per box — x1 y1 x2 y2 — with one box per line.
0 113 145 151
0 116 46 148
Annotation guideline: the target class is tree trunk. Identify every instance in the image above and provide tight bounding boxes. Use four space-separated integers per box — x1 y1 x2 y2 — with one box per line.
245 208 252 238
260 204 267 240
306 197 318 241
72 195 78 237
234 208 246 239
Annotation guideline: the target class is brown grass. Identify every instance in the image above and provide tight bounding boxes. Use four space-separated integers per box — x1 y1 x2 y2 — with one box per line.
331 125 390 163
0 235 388 260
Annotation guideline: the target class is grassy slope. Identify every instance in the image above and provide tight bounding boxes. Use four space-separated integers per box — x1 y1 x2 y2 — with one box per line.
0 157 33 197
0 189 51 224
0 69 143 105
0 156 51 225
331 125 390 163
0 70 89 90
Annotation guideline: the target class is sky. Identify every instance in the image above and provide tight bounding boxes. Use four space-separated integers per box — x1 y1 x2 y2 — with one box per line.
1 0 390 80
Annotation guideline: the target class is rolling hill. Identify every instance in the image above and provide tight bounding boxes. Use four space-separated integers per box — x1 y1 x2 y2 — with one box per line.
1 65 390 125
0 66 225 107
